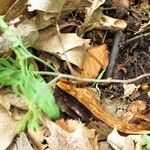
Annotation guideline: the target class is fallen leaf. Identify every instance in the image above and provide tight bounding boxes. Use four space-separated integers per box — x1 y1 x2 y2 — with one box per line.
0 104 18 149
28 0 66 13
13 19 39 48
0 0 16 15
107 128 144 150
0 88 28 111
4 0 28 22
28 119 96 150
57 80 150 134
33 32 90 68
77 9 127 36
77 44 109 78
99 141 112 150
16 132 33 150
121 100 150 123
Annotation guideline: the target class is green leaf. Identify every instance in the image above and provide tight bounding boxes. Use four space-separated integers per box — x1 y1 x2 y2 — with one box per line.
143 134 150 150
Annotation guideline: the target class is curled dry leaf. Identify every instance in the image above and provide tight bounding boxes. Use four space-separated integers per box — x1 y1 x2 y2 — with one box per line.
76 44 109 78
57 80 150 134
107 128 144 150
28 119 97 150
0 104 18 150
33 32 90 68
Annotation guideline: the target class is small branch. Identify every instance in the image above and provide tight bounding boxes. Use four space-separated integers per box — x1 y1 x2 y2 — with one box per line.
106 31 122 78
121 32 150 45
36 71 150 84
32 55 58 72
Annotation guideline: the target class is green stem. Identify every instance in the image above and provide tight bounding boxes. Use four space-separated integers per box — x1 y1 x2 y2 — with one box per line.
32 55 58 72
35 71 59 76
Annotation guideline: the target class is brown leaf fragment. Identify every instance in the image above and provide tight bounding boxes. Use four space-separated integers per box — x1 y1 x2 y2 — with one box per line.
76 44 109 78
57 80 150 134
0 104 18 149
4 0 28 22
0 88 28 111
0 0 16 15
121 100 150 123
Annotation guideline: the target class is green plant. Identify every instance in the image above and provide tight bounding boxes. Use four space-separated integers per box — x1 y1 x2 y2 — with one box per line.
143 134 150 150
0 16 60 131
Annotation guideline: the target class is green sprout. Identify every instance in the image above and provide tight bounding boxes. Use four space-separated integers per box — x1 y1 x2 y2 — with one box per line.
0 16 60 131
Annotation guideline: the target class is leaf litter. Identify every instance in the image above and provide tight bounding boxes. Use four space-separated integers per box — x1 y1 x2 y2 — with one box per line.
0 0 150 149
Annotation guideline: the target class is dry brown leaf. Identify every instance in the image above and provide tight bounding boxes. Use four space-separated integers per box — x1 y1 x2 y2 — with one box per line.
76 44 109 78
33 32 90 68
0 104 18 149
0 88 28 111
0 0 16 15
4 0 28 22
57 80 150 134
28 119 96 150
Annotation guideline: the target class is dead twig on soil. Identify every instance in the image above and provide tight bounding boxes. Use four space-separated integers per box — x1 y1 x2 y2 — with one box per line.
121 32 150 45
106 31 123 78
36 71 150 84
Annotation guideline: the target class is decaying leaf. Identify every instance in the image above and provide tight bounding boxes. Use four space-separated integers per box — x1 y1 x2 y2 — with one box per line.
120 100 150 123
14 19 39 48
4 0 28 22
28 0 66 13
33 32 90 68
76 44 109 78
0 0 16 15
123 84 140 99
57 80 150 134
0 35 10 54
16 133 33 150
77 9 127 36
0 88 28 111
0 104 18 149
28 119 97 150
35 11 57 30
107 128 145 150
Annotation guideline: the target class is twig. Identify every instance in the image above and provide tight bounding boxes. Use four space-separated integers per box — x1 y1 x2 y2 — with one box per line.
36 71 150 84
56 23 75 75
106 31 122 78
121 32 150 45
